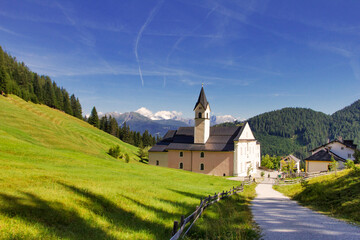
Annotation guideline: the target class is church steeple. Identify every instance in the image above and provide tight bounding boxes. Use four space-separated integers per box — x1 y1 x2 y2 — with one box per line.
193 85 209 110
194 86 210 144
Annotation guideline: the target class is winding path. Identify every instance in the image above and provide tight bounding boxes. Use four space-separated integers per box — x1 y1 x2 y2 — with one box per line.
251 182 360 240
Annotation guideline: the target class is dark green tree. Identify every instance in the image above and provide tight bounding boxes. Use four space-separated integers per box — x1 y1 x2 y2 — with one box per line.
0 65 9 94
88 106 100 128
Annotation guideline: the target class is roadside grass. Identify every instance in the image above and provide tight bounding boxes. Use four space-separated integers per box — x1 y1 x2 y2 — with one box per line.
274 168 360 225
186 184 260 240
0 95 246 239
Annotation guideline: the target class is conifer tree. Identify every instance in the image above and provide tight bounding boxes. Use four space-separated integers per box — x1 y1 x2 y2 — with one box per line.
33 74 42 102
43 78 57 108
88 106 100 128
109 117 118 137
75 97 82 119
0 65 9 94
62 90 73 115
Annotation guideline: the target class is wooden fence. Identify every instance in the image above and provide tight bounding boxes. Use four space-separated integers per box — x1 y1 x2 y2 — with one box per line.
170 180 251 240
275 170 335 185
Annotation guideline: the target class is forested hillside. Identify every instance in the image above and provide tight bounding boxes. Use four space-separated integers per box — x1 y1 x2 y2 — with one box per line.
0 46 82 119
219 101 360 159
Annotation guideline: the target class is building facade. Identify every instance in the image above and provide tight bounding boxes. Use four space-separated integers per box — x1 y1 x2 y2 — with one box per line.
148 87 261 177
304 139 357 172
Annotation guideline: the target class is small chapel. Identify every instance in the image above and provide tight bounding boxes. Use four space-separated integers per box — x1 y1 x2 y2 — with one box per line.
148 86 261 176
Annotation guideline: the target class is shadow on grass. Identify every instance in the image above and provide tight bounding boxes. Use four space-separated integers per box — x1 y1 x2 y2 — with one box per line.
121 195 176 220
57 182 172 238
0 182 173 239
166 188 206 200
186 194 260 240
0 191 112 239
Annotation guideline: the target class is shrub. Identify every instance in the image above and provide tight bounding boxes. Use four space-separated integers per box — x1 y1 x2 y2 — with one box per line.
260 171 265 177
108 145 121 159
125 153 130 163
345 159 355 169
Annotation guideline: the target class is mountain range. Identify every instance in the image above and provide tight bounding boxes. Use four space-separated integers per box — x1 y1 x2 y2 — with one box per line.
100 107 239 137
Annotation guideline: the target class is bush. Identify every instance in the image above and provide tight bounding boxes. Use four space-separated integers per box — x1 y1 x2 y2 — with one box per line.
125 153 130 163
108 145 121 159
345 159 355 169
260 171 265 177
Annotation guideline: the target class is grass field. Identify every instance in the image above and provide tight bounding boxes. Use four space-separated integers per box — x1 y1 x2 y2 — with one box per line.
274 169 360 225
187 184 260 240
0 95 249 239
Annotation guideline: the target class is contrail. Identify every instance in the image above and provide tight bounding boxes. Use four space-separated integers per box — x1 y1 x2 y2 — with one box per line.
163 5 218 88
135 0 164 87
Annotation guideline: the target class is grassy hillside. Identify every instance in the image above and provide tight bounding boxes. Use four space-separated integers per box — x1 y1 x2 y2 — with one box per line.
274 168 360 225
0 95 246 239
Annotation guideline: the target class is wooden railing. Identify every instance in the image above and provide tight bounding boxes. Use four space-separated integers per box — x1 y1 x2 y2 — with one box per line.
275 170 336 185
170 181 250 240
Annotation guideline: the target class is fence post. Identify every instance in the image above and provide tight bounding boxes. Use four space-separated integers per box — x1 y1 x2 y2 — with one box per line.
180 215 185 226
172 221 178 236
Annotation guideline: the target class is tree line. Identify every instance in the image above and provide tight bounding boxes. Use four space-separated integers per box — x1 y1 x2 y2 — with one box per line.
86 106 158 148
217 103 360 159
0 46 82 119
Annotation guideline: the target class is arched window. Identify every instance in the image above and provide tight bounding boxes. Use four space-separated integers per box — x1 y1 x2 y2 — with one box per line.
179 162 183 169
206 113 208 118
200 163 204 171
200 152 204 158
180 152 183 157
198 112 202 118
156 160 159 166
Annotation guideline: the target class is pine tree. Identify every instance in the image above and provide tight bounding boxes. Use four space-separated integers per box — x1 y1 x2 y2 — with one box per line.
109 117 118 137
88 106 100 128
0 65 9 94
43 78 57 108
75 97 82 119
33 74 42 103
62 89 73 115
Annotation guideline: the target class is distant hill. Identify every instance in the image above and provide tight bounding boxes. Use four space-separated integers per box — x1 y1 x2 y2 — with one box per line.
217 100 360 159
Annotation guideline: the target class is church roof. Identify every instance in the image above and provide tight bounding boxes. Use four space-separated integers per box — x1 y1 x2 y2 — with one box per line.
193 87 209 110
149 126 244 152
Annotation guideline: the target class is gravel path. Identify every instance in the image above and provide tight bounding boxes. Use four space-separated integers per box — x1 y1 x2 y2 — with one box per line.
251 183 360 240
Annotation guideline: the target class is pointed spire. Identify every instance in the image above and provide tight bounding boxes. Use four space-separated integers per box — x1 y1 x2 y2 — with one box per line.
194 86 209 110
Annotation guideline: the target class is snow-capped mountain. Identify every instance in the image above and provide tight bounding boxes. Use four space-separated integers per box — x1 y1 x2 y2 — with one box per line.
101 107 241 137
134 107 240 125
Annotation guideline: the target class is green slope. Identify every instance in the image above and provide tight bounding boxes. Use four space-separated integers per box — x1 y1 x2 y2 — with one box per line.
0 95 241 240
218 102 360 159
274 168 360 225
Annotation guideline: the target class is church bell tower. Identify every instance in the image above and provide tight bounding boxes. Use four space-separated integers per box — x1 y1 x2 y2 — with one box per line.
194 85 210 144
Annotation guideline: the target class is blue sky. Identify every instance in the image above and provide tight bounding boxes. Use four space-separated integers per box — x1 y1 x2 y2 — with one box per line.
1 0 360 119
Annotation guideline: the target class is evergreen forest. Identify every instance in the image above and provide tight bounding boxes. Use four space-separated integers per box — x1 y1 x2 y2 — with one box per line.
0 46 83 119
220 104 360 159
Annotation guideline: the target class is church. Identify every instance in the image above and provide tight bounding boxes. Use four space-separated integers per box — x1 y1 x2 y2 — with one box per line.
148 87 261 177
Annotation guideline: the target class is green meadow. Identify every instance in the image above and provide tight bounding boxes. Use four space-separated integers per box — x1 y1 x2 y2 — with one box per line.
0 95 247 239
274 169 360 225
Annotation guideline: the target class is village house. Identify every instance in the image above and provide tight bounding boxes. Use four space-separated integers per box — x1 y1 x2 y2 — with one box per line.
148 87 261 177
304 139 357 172
280 155 301 172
